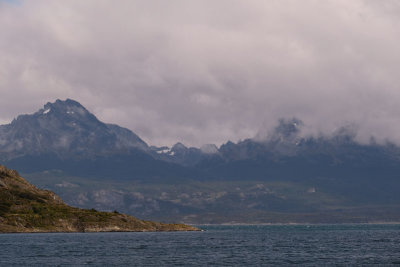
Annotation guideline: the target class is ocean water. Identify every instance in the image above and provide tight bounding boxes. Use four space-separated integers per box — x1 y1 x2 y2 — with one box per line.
1 224 400 266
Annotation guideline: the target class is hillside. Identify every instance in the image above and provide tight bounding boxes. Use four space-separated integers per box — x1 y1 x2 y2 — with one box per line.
0 165 198 233
2 99 400 223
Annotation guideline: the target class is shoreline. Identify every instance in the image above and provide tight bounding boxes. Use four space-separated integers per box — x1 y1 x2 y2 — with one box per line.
0 229 201 234
193 222 400 226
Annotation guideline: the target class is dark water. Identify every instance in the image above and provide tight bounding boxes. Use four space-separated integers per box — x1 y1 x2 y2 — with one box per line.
1 224 400 266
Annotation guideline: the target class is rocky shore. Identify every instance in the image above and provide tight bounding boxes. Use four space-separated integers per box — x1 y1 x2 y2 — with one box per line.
0 165 199 233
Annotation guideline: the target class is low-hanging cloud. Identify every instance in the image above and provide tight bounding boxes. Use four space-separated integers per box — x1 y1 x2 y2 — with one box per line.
1 0 400 147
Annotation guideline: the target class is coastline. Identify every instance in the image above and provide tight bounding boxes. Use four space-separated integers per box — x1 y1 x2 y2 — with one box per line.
194 222 400 226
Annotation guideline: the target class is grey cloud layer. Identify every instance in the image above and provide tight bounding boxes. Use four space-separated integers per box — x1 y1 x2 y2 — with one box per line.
1 0 400 146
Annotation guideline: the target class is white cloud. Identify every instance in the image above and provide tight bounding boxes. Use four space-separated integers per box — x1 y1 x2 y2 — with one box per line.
1 0 400 146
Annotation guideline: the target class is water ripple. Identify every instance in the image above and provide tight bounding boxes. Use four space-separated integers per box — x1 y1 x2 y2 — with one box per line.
0 224 400 265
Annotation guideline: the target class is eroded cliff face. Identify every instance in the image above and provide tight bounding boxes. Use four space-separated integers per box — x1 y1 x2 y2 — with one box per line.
0 165 198 233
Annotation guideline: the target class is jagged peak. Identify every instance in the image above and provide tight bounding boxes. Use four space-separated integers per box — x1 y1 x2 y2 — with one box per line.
172 142 187 151
0 99 149 159
220 140 235 148
53 98 83 107
40 99 88 115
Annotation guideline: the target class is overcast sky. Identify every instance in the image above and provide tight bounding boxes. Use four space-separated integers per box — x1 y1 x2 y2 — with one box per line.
1 0 400 147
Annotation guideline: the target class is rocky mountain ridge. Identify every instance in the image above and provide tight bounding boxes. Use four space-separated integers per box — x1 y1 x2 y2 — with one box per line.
2 99 400 223
0 99 148 160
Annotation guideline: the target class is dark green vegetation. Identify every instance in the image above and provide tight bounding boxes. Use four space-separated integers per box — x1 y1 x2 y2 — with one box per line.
0 166 198 232
2 99 400 223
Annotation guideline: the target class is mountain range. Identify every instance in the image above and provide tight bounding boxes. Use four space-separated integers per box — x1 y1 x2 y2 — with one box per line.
1 99 400 223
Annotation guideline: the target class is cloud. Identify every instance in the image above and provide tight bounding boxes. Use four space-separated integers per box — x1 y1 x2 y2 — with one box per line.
0 0 400 146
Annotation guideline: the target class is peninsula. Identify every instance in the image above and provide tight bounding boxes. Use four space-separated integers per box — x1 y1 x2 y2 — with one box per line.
0 165 198 233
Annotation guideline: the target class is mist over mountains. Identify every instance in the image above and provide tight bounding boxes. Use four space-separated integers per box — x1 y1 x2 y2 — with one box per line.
1 99 400 223
0 99 396 165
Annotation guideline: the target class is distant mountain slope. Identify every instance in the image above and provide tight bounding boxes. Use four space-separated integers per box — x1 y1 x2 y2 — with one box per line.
0 165 198 232
197 119 400 203
0 99 195 179
0 99 148 160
